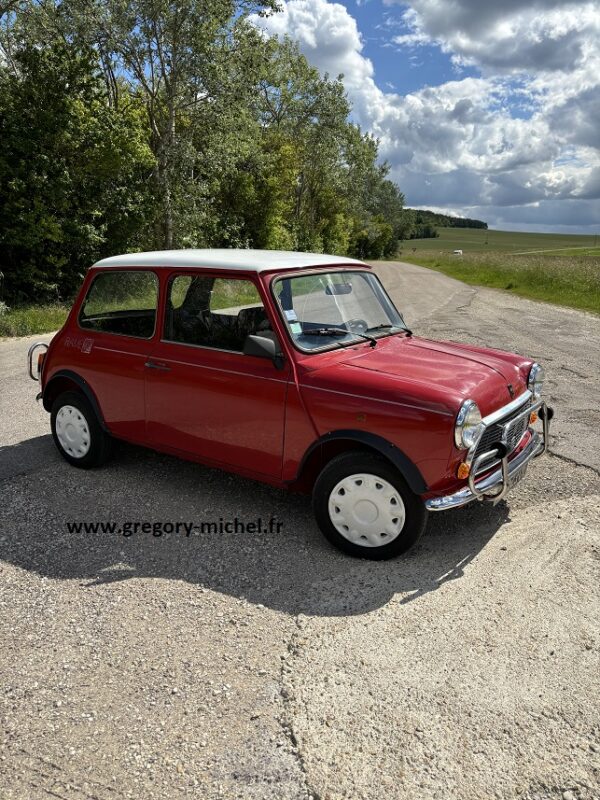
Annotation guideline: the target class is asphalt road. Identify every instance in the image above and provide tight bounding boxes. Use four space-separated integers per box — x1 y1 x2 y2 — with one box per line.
0 262 599 800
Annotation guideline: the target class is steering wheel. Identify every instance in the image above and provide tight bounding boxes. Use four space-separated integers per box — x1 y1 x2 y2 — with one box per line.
345 318 369 334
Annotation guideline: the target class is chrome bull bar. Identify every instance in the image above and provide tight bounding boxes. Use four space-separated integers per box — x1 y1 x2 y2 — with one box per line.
468 398 550 503
426 400 553 512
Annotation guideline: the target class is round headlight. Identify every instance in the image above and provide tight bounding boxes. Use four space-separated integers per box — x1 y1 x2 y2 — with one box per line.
454 399 483 450
528 363 545 399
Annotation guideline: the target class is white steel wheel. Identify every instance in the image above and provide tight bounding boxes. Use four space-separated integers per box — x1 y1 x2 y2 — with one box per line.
314 452 428 559
55 404 91 458
328 472 406 547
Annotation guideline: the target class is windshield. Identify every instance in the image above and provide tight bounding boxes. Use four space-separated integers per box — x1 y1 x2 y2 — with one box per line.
273 270 408 352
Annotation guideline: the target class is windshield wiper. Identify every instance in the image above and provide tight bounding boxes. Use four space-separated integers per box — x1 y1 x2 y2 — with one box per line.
308 327 378 347
367 323 413 337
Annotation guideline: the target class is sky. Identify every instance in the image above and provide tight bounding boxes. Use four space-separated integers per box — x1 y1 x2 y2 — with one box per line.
252 0 600 233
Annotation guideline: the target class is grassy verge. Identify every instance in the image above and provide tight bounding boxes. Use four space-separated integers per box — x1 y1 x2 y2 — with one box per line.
400 251 600 315
0 304 69 337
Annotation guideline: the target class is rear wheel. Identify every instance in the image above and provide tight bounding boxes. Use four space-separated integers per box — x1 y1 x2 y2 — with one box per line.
51 391 112 468
313 451 428 559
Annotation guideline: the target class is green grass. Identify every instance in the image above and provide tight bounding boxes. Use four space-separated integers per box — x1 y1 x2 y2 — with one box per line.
210 278 261 310
534 247 600 257
0 304 69 337
401 249 600 314
399 227 600 255
395 227 600 314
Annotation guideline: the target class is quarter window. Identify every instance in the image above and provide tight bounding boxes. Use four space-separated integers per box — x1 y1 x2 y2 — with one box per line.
79 270 158 338
164 275 272 352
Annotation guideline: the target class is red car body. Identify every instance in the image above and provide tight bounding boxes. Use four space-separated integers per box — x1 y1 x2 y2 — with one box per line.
29 250 552 536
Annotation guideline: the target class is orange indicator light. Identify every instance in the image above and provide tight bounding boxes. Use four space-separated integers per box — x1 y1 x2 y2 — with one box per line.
457 462 470 479
529 410 538 424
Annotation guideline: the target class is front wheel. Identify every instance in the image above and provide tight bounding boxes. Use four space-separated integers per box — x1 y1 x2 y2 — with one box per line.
313 451 428 559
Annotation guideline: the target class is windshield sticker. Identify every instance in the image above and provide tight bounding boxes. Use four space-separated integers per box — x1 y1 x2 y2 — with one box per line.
285 309 298 322
290 322 302 335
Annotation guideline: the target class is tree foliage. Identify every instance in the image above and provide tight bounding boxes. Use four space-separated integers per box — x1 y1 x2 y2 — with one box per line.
400 208 487 240
0 41 154 301
0 0 416 303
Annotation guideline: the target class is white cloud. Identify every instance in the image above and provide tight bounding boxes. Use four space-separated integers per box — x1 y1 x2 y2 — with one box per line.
388 1 600 74
253 0 600 232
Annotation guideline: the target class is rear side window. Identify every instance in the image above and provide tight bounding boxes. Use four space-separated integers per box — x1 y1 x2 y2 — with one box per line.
79 270 158 338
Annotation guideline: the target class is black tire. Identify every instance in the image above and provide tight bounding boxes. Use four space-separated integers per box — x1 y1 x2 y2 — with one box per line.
312 451 428 560
51 391 112 469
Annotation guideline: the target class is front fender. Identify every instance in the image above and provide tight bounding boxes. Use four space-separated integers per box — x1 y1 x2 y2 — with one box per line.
297 429 428 494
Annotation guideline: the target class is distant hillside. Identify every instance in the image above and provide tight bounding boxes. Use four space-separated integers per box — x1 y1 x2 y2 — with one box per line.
403 209 488 240
408 209 488 229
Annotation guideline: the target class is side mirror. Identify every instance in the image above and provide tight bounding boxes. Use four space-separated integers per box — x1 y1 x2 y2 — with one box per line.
243 334 285 370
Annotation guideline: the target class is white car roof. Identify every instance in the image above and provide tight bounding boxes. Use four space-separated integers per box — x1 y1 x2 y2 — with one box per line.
92 248 367 272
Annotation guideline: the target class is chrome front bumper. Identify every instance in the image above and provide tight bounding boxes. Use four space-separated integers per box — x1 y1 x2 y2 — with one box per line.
425 401 553 512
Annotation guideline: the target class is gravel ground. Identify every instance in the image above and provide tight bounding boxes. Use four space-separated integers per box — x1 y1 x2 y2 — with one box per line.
0 262 598 799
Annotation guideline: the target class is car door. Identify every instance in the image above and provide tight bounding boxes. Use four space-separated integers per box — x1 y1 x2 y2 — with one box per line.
144 271 290 479
74 268 159 441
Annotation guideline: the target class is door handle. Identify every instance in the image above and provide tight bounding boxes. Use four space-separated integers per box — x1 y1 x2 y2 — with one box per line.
145 360 171 372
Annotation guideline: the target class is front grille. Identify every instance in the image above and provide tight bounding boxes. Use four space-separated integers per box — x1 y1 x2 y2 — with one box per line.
505 413 529 451
472 400 531 468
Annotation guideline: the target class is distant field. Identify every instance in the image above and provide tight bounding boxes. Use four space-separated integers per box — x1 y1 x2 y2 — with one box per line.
400 227 599 255
400 228 600 314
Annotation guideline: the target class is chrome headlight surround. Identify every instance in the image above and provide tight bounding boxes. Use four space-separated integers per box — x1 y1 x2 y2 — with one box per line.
454 399 483 450
528 363 545 399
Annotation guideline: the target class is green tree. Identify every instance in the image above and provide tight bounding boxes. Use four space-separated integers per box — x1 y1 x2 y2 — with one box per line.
342 130 407 259
0 43 154 301
0 1 412 303
253 38 351 251
64 0 279 248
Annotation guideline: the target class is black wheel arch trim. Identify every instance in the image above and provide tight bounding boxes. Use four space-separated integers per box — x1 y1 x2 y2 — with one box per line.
297 429 428 494
43 370 109 432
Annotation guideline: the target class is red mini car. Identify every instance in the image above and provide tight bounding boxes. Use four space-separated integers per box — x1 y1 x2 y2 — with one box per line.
28 249 553 559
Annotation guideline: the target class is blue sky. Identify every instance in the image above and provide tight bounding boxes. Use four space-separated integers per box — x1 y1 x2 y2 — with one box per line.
254 0 600 233
348 1 480 95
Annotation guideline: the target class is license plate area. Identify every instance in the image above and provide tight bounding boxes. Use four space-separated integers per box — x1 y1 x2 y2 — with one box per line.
507 462 528 491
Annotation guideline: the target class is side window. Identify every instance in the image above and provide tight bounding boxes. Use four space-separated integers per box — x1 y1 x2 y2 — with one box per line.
164 274 271 352
79 270 158 338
